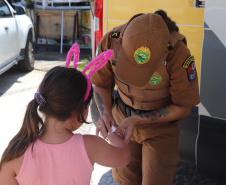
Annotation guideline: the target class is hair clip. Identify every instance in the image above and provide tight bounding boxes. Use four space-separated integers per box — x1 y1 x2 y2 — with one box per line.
65 43 114 102
34 93 46 107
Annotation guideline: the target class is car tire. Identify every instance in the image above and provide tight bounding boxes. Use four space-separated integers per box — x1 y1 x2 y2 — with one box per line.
18 33 34 72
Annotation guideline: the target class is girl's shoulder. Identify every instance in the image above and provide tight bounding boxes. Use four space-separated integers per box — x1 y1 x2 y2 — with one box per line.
12 154 25 176
0 153 25 178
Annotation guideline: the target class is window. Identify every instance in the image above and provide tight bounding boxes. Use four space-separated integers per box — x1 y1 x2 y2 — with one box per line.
0 0 12 17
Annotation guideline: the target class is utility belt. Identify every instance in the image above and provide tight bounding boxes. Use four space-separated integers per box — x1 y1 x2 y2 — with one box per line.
112 90 150 117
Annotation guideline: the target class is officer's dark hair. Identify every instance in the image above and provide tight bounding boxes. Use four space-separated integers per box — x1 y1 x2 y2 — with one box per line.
155 9 179 32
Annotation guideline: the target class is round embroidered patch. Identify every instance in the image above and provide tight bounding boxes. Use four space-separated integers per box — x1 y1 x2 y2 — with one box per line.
134 46 151 64
149 72 162 85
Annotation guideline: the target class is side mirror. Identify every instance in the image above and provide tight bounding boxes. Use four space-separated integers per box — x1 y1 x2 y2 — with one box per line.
14 6 26 15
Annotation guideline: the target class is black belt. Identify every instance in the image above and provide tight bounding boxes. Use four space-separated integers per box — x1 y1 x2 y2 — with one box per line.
112 90 150 117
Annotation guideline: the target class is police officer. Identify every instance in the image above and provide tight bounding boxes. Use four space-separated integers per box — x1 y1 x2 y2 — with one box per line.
91 10 200 185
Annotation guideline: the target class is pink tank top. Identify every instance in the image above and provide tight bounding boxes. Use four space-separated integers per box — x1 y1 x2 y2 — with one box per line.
16 134 93 185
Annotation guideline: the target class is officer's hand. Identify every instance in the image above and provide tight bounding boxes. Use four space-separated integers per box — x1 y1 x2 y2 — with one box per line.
115 116 139 144
96 114 116 139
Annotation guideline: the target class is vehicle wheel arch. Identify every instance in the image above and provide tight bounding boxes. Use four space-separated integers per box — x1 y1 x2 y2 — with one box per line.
18 30 35 72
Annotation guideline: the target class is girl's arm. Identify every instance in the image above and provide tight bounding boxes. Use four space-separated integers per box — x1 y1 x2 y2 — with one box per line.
0 161 19 185
83 133 131 168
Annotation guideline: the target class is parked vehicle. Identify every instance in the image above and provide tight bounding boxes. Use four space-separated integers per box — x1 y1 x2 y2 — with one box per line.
0 0 34 75
91 0 226 182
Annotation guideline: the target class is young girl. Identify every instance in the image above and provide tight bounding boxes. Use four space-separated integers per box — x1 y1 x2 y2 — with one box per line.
0 45 131 185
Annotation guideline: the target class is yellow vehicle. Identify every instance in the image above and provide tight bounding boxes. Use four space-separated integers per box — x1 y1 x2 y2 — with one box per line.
93 0 204 78
91 0 226 182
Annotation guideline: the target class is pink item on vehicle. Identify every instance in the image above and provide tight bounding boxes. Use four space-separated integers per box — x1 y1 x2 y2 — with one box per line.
65 43 114 101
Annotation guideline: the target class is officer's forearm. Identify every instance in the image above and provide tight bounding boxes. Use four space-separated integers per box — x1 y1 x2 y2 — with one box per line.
93 86 113 116
136 104 192 125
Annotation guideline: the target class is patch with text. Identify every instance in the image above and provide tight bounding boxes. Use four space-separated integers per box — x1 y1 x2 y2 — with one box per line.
111 31 120 38
183 56 197 81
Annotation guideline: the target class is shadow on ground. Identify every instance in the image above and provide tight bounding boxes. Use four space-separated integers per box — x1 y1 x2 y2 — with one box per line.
0 66 31 97
98 161 226 185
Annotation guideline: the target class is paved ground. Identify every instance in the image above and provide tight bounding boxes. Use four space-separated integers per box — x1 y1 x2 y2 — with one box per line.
0 46 226 185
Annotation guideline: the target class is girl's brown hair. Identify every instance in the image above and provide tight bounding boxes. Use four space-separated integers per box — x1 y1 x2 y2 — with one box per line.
155 9 179 32
0 66 93 169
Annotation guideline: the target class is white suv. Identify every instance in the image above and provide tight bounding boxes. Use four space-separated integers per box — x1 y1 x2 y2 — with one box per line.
0 0 34 75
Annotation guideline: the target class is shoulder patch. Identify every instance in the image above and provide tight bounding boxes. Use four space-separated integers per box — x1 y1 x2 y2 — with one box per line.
111 31 120 38
188 64 197 82
182 56 194 68
183 56 197 82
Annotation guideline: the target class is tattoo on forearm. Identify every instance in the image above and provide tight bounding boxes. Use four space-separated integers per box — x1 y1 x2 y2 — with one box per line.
139 107 170 120
94 91 105 116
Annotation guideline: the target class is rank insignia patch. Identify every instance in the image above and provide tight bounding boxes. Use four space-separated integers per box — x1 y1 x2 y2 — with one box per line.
149 72 162 85
183 56 197 82
111 31 120 38
134 46 151 64
182 56 194 68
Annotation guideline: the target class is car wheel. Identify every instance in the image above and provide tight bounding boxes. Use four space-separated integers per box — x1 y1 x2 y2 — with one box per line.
18 33 34 72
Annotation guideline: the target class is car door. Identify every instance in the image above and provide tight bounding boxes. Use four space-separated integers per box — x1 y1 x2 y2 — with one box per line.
0 0 19 68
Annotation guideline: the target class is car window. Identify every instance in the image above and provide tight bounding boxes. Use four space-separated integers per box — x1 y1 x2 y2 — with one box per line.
0 0 12 17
